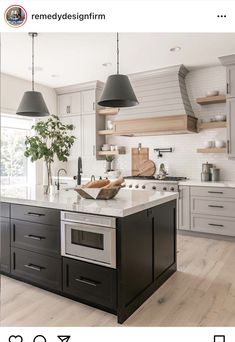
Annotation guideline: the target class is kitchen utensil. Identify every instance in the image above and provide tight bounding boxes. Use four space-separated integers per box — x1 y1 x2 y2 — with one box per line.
201 172 210 182
204 141 213 148
215 114 226 122
74 186 121 200
137 160 156 177
206 90 219 97
202 162 213 173
215 140 225 148
131 147 149 176
211 168 220 182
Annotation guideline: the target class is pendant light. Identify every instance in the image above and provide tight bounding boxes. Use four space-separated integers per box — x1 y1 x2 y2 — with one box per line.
98 33 139 108
16 32 50 117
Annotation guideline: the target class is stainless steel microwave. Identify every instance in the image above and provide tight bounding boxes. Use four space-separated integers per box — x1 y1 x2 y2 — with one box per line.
61 211 116 268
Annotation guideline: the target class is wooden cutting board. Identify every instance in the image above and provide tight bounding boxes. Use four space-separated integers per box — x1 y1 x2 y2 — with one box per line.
131 147 149 176
138 160 156 177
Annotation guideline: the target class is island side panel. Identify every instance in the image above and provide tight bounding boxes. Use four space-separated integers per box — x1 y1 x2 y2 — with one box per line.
116 199 177 324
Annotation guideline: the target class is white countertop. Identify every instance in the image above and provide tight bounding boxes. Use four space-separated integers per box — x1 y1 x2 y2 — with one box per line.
1 186 178 217
179 180 235 188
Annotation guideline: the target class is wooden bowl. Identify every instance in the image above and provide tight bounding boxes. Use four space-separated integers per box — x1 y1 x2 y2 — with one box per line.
74 186 122 200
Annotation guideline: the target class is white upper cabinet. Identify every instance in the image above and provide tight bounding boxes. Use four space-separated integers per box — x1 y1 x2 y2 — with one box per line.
60 115 82 160
82 114 96 158
226 66 235 98
227 98 235 159
81 89 96 114
58 92 81 116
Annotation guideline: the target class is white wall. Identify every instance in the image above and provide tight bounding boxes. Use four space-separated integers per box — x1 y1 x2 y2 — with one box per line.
107 66 235 181
1 73 57 185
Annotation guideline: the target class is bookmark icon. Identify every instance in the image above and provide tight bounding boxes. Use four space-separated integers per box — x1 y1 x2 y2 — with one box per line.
57 336 71 342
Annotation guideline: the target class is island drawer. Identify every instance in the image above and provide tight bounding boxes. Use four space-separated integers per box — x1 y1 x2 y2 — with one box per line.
191 197 235 217
11 220 60 258
63 257 117 310
190 186 235 199
0 202 10 218
11 247 62 291
11 204 60 226
191 214 235 237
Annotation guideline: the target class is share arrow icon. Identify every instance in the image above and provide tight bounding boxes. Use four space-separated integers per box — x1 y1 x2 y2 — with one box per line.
57 336 71 342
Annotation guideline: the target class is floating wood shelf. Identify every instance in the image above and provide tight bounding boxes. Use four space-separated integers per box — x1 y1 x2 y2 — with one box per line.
196 95 226 105
98 150 126 156
97 108 119 115
98 129 114 135
198 121 226 130
197 147 226 153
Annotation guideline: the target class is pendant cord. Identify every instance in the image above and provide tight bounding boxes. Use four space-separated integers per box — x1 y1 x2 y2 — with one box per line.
117 32 119 74
32 33 35 91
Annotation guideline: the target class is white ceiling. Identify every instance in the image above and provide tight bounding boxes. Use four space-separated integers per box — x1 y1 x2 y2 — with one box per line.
2 33 235 88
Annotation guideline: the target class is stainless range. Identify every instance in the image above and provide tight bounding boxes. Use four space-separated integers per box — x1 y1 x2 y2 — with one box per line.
123 176 187 192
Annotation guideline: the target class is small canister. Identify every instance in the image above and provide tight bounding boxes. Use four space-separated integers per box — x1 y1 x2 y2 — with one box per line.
211 168 220 182
202 162 213 173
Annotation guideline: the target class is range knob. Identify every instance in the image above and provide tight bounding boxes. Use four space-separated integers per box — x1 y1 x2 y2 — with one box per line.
152 186 156 190
142 185 146 189
135 185 139 189
170 187 175 191
129 184 133 188
163 187 167 191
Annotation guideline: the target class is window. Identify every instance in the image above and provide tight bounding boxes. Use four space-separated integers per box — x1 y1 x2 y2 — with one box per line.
1 114 35 190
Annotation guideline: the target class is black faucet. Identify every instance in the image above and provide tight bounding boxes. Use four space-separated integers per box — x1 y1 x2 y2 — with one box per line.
74 157 83 185
56 168 67 190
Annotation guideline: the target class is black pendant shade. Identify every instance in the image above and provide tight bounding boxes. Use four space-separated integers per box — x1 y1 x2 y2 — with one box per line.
98 33 138 108
98 74 138 107
17 91 50 117
16 32 50 117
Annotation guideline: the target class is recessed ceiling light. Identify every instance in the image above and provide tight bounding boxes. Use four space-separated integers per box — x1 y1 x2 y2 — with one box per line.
102 62 112 67
51 74 60 78
28 66 43 71
170 46 181 52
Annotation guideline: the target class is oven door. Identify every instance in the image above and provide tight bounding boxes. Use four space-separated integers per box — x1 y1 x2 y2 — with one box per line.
61 221 116 268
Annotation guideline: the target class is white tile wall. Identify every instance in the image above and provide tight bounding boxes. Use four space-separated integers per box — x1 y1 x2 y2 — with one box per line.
106 66 235 181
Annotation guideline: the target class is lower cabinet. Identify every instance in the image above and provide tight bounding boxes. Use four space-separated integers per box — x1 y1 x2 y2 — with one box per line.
0 203 11 273
1 217 11 273
11 247 62 291
153 201 176 279
178 185 190 230
63 257 117 311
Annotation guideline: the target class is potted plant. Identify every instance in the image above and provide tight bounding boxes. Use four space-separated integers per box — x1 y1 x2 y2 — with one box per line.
24 115 76 194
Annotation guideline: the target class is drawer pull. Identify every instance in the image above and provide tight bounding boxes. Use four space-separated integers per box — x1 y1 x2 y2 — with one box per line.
26 212 45 217
208 223 224 228
24 234 46 241
208 205 224 208
75 277 100 287
24 263 45 272
208 191 223 194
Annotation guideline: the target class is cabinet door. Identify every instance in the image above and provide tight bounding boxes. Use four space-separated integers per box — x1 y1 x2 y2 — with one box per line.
0 217 11 273
227 98 235 158
58 93 81 115
82 114 96 158
178 186 190 230
227 66 235 98
153 200 176 279
81 90 95 114
61 115 82 159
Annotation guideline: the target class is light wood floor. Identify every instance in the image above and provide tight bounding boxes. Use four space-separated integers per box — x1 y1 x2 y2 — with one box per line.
1 234 235 327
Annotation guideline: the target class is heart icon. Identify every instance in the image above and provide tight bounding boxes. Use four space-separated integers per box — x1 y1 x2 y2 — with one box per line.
8 336 23 342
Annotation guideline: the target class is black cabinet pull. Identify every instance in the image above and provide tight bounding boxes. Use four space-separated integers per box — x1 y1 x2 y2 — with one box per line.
24 263 45 272
208 223 224 228
24 234 46 241
208 205 224 208
208 191 223 194
75 277 100 287
26 212 45 217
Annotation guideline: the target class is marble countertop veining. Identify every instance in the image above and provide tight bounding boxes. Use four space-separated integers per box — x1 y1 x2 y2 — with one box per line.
0 186 178 217
178 180 235 188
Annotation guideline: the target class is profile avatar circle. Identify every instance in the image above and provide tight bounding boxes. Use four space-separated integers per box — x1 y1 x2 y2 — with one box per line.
4 5 27 27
